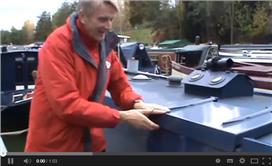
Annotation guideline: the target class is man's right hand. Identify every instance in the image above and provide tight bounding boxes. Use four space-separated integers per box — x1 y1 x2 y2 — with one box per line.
120 109 160 130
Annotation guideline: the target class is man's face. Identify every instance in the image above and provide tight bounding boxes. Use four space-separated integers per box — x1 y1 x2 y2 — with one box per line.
80 4 117 42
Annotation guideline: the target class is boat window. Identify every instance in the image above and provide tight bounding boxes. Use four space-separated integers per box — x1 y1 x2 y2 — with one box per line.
15 60 24 85
176 51 202 67
27 57 35 61
27 55 38 84
207 47 218 60
15 57 23 62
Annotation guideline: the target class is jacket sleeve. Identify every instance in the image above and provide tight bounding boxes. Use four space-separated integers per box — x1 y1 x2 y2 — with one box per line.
107 51 143 109
38 35 120 128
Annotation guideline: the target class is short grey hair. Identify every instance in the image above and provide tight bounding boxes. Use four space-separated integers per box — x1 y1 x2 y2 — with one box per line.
77 0 119 16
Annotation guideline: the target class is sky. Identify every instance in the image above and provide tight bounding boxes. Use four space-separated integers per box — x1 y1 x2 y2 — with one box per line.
0 0 77 31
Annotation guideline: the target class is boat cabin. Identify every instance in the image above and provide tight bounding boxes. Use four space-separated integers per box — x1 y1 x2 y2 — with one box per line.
1 50 38 91
118 42 155 73
175 44 218 67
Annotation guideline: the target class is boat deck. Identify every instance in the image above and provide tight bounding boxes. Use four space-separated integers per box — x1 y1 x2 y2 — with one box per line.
105 72 272 152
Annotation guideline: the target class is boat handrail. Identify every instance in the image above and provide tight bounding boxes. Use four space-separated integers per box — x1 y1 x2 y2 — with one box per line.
14 97 32 104
254 88 272 96
0 105 7 110
124 68 169 79
0 129 28 136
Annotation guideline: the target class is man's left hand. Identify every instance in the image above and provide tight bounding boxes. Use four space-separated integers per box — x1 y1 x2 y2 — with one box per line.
133 100 170 116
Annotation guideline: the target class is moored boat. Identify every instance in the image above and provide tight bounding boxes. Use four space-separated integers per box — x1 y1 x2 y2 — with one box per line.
171 44 272 90
1 49 38 151
218 44 272 66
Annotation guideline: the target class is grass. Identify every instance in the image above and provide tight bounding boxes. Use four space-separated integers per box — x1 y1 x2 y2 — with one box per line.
123 28 153 44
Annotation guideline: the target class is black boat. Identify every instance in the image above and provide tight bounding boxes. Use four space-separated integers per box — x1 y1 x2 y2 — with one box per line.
1 49 38 133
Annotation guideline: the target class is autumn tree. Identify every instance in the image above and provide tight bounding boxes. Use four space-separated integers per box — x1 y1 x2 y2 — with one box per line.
112 1 131 34
21 20 35 44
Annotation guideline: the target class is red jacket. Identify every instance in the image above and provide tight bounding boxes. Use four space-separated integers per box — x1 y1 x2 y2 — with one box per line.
25 16 141 152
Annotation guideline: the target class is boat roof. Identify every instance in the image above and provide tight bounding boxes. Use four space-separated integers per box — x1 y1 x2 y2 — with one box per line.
220 44 272 50
122 71 272 151
175 44 213 52
158 39 191 48
1 49 39 54
219 44 272 65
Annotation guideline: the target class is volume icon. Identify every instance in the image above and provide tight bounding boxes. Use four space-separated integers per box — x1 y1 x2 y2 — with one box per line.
24 158 31 164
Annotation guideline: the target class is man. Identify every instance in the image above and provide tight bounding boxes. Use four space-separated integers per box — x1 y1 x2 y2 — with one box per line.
194 35 201 45
25 0 169 152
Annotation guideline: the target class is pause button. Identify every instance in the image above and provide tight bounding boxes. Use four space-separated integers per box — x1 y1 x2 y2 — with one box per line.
8 158 14 165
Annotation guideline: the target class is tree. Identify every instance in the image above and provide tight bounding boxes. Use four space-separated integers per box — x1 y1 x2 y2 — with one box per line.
52 1 77 28
251 2 269 36
206 1 232 43
123 1 271 44
233 2 254 42
1 30 11 44
9 27 24 44
35 11 53 41
112 0 132 34
127 1 160 27
21 20 35 44
1 20 34 45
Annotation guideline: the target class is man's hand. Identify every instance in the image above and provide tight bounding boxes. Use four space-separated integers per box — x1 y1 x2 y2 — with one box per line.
133 100 170 116
120 109 160 130
118 101 170 131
